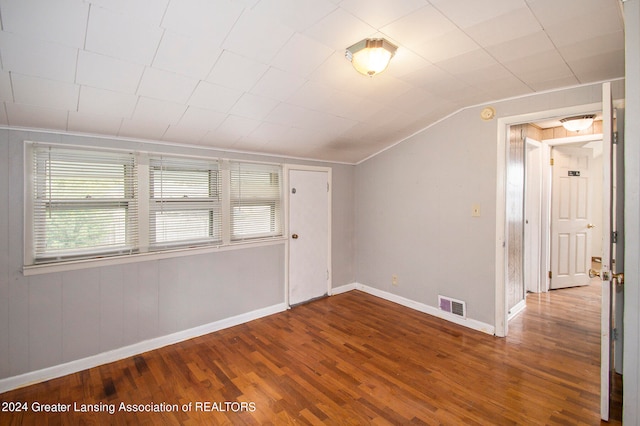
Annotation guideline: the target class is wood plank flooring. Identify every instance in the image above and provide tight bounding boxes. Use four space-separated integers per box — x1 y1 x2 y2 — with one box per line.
0 282 621 425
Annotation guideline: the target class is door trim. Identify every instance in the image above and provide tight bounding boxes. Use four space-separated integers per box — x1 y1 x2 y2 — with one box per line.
284 164 332 307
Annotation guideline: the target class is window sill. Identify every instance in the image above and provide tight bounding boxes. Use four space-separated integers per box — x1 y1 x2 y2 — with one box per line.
22 237 287 276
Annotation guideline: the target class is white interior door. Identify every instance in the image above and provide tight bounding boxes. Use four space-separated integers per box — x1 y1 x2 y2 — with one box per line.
600 81 623 421
550 146 594 289
288 169 330 306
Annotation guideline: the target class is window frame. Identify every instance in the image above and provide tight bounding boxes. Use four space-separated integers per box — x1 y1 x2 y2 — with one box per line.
27 144 139 264
23 143 286 275
148 155 223 250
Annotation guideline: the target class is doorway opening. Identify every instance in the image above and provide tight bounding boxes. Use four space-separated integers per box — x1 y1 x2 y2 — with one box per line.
495 83 623 421
494 101 602 337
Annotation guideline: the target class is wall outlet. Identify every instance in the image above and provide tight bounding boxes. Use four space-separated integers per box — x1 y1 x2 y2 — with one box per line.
392 274 398 286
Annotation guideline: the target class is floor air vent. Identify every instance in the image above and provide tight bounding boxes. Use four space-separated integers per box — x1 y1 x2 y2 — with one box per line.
438 295 466 319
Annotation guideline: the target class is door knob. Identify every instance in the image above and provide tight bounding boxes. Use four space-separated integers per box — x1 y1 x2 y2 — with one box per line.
587 223 596 229
291 234 299 239
612 272 624 285
589 268 600 279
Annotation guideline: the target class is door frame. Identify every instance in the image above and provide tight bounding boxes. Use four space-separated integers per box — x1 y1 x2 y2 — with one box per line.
495 102 602 337
547 142 602 290
283 164 332 307
524 137 543 294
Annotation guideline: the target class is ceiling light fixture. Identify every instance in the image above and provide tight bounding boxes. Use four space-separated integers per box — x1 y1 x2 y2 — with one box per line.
560 114 596 132
345 38 397 77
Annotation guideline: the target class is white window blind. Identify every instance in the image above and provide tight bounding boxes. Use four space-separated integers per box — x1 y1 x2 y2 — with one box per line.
31 146 138 262
149 156 222 249
230 161 282 241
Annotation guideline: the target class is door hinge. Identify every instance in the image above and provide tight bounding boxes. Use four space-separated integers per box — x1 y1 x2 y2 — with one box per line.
548 271 552 279
613 132 618 144
613 328 619 341
327 182 329 192
550 158 554 166
612 231 618 243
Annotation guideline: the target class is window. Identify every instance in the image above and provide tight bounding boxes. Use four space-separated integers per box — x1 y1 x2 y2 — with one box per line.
149 156 221 249
25 144 284 267
30 145 138 263
230 161 282 241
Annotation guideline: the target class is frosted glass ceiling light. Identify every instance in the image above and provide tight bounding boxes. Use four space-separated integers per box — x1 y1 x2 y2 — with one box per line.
560 114 596 132
345 38 397 77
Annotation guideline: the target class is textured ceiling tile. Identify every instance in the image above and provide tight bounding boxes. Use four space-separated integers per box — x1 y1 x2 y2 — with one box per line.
429 0 527 29
304 8 376 51
436 49 498 76
411 29 478 63
85 0 169 27
481 76 533 100
5 103 69 129
270 33 335 78
206 51 269 92
118 118 169 140
339 0 428 29
538 0 623 49
251 67 307 102
0 0 89 48
0 0 626 163
132 97 188 124
525 0 613 28
380 4 456 48
0 71 12 102
215 115 262 140
566 50 625 84
229 93 280 121
11 73 79 111
162 124 208 144
503 50 575 86
161 0 243 40
245 121 291 145
222 9 295 64
557 31 624 63
464 7 542 47
137 67 199 104
252 0 338 32
525 75 580 92
485 31 555 63
85 6 163 65
187 81 243 113
0 32 78 83
383 48 432 79
67 110 123 135
0 103 8 125
177 106 227 131
78 86 137 118
76 50 145 93
152 32 222 80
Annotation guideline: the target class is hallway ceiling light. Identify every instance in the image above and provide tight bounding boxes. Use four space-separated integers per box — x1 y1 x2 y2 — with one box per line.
345 38 397 77
560 114 596 132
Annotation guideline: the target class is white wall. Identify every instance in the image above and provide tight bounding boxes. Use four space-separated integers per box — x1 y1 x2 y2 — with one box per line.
0 129 355 383
355 81 625 328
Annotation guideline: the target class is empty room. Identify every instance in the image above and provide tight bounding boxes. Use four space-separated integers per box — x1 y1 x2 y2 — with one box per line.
1 0 639 424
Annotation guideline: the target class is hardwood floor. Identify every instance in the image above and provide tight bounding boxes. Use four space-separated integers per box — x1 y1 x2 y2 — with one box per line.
0 282 622 425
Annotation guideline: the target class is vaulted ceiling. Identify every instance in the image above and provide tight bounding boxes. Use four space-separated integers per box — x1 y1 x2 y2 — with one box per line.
0 0 625 163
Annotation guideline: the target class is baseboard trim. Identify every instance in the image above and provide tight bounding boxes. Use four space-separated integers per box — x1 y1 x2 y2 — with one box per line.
0 302 287 394
2 285 496 393
330 283 358 295
345 283 495 336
